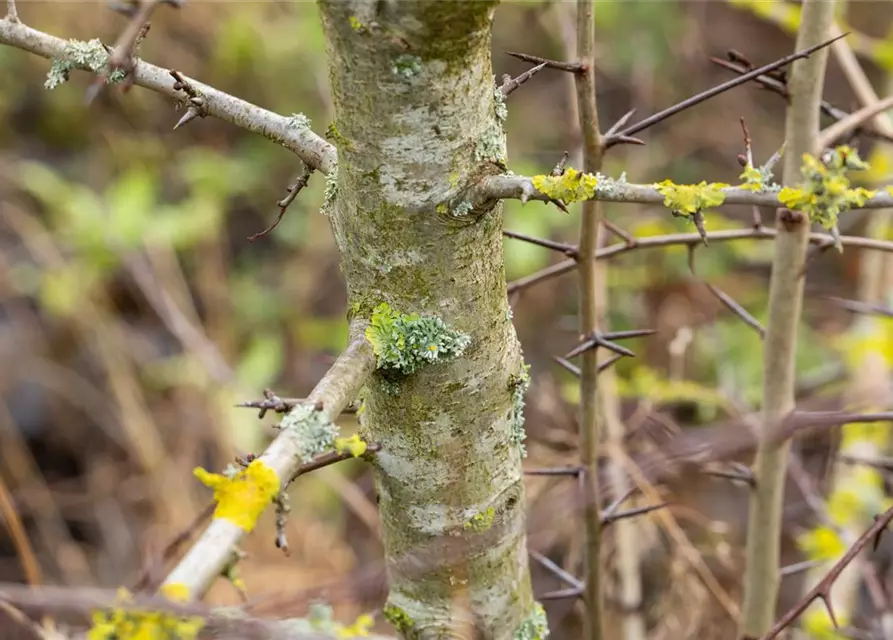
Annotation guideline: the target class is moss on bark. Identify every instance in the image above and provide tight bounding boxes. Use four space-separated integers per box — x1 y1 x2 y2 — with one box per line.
318 1 534 637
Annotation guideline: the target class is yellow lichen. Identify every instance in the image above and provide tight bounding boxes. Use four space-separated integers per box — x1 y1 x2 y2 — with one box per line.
780 147 877 230
338 613 375 638
653 180 728 215
87 587 205 640
797 525 845 562
531 168 598 204
193 459 280 532
335 433 368 457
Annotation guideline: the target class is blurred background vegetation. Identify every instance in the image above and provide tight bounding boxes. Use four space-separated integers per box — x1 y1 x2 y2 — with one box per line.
1 1 893 637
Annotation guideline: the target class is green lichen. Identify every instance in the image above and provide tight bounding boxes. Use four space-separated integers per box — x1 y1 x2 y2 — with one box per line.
325 121 353 151
392 54 422 78
464 506 496 532
287 113 312 129
653 180 728 216
45 38 129 90
348 15 366 32
778 145 876 232
451 201 474 217
493 84 508 123
321 167 338 216
475 126 507 165
514 602 549 639
279 404 338 463
531 169 598 204
738 162 779 193
365 303 470 375
383 604 415 634
508 362 532 457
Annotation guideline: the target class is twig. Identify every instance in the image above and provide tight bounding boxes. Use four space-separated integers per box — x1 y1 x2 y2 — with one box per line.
711 57 893 145
5 0 17 23
826 296 893 318
0 474 42 586
615 32 848 139
838 453 893 472
564 329 654 360
524 466 582 476
0 19 337 173
602 502 669 525
601 219 635 246
500 61 547 98
704 282 766 339
288 442 381 484
816 94 893 150
248 164 313 241
502 230 577 257
505 227 893 295
762 504 893 639
530 550 584 590
238 391 360 418
505 50 585 73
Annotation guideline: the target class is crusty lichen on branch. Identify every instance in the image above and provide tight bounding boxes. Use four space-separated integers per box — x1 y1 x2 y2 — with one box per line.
87 584 204 640
193 459 280 532
778 145 876 231
365 302 471 375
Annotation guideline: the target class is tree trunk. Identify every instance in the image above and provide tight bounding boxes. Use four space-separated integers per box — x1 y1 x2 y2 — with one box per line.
318 1 536 637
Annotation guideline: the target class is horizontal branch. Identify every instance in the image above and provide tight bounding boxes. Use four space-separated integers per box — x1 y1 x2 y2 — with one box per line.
0 583 395 640
477 173 893 210
0 17 337 174
506 226 893 294
161 325 376 600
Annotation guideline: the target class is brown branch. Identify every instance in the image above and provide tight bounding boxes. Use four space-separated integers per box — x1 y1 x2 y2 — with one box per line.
615 32 847 139
505 50 586 73
826 296 893 319
761 504 893 639
500 61 547 97
248 164 313 242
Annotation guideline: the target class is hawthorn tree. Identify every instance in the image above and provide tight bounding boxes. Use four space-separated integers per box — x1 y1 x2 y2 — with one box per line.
4 0 893 639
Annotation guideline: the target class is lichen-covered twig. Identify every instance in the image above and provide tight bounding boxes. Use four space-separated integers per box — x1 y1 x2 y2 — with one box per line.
159 326 375 600
0 582 392 640
740 3 838 635
474 172 893 210
0 17 337 173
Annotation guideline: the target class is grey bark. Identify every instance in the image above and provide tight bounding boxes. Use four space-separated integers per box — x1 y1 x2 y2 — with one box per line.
318 1 535 637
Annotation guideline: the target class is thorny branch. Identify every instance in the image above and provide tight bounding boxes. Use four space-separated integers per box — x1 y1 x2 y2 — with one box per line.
248 164 314 242
506 227 893 295
761 504 893 639
0 17 337 173
159 327 375 600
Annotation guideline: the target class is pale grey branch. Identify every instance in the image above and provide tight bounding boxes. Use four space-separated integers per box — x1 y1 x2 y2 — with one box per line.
475 173 893 209
0 17 337 174
161 326 375 600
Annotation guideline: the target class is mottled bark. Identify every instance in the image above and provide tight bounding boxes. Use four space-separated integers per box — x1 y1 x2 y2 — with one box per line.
318 1 534 637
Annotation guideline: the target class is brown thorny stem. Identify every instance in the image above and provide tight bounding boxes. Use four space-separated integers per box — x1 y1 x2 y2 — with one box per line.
574 1 607 638
740 0 838 637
